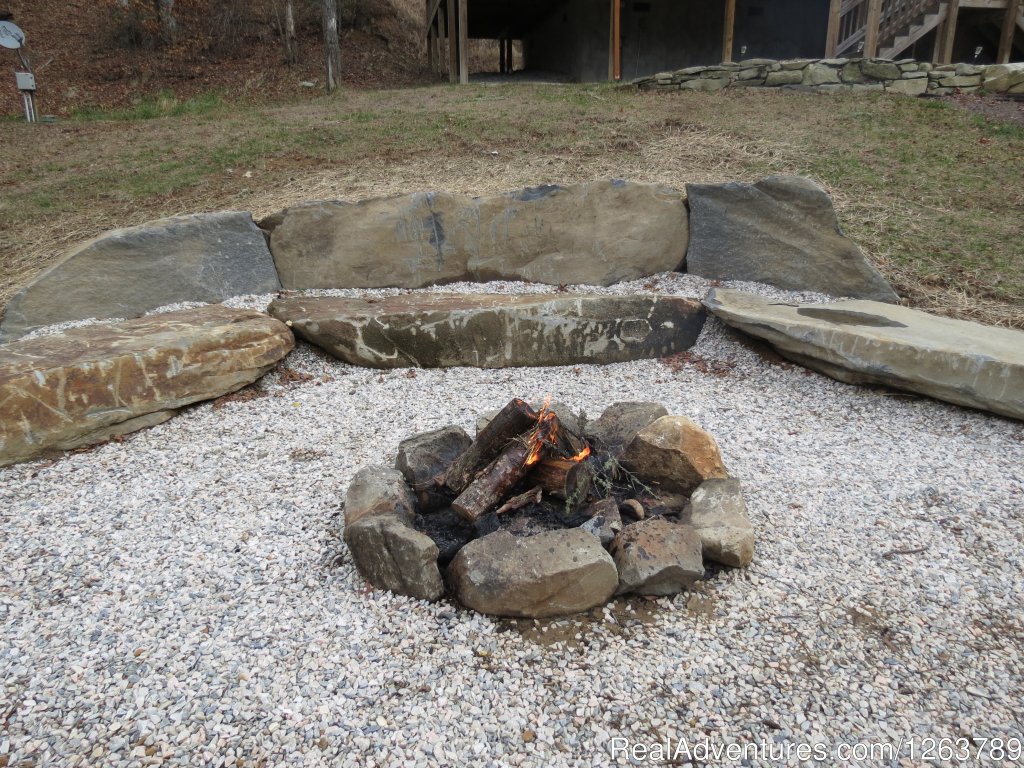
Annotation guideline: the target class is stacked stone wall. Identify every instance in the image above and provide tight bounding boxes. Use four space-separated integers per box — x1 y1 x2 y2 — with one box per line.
635 59 1024 96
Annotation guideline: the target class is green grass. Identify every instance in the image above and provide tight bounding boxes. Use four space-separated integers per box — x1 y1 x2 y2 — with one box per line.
71 90 224 122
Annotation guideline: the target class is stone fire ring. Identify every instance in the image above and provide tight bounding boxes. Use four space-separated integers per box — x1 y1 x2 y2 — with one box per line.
341 401 756 618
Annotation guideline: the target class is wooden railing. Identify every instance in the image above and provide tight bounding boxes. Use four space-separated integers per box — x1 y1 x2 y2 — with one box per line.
832 0 940 57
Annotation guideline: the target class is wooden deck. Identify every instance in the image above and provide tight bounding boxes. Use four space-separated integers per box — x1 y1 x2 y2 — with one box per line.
425 0 1023 83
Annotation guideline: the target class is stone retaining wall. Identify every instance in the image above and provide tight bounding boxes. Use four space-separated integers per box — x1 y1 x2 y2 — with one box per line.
0 176 898 342
635 59 1024 97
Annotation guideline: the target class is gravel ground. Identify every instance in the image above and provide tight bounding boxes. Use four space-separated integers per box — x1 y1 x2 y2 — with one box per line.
2 273 1023 767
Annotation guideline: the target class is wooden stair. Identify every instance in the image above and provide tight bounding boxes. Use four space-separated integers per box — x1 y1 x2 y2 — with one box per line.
880 3 948 58
833 0 1023 62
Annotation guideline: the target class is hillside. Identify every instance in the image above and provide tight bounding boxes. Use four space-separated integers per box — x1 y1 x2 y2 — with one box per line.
0 0 434 116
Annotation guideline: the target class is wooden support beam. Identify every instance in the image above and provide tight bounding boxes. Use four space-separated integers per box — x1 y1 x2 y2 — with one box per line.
427 0 436 73
997 0 1022 62
610 0 618 79
608 0 614 79
722 0 737 62
435 18 443 72
458 0 469 84
938 0 960 63
863 0 883 58
446 0 457 83
825 0 843 57
426 0 443 28
437 8 447 75
499 36 507 73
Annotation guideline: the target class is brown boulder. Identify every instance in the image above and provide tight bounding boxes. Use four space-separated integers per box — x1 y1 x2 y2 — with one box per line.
266 181 688 289
0 306 293 467
611 518 704 596
681 478 755 567
344 515 444 602
344 466 417 527
619 416 728 493
448 529 618 618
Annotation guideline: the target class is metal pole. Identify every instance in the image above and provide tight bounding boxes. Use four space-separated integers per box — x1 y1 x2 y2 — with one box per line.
21 91 35 122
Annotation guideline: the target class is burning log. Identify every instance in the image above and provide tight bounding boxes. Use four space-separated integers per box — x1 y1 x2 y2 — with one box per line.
452 440 532 522
529 457 595 507
444 399 538 494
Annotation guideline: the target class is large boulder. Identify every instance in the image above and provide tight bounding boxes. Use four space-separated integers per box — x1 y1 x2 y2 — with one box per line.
264 180 688 289
610 518 704 596
0 306 293 467
344 515 444 601
619 415 729 493
448 529 618 618
982 63 1024 94
0 212 282 342
344 466 417 526
704 288 1024 421
685 176 898 302
268 293 705 369
681 478 755 567
343 466 444 600
585 401 669 454
394 426 472 491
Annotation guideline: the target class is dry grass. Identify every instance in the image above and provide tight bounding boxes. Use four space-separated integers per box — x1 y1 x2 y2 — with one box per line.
0 85 1021 326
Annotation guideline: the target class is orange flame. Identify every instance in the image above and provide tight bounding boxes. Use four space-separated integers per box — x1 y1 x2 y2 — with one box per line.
522 397 591 466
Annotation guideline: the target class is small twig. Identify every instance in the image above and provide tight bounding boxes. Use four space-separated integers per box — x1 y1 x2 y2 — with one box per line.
494 486 542 516
881 546 928 560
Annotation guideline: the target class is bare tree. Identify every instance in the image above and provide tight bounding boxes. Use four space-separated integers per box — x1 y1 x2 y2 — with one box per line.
321 0 341 91
272 0 298 64
153 0 177 44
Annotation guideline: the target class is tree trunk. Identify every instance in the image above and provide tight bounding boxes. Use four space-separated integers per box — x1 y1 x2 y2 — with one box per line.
321 0 341 92
275 0 298 65
154 0 177 45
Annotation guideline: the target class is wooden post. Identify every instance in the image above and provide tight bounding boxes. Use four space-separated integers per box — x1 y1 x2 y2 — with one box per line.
997 0 1022 63
458 0 469 84
863 0 882 58
722 0 737 62
500 37 507 73
825 0 843 57
438 8 448 76
609 0 615 79
435 18 443 72
506 39 514 72
612 0 622 80
446 0 457 83
428 11 436 72
937 0 960 64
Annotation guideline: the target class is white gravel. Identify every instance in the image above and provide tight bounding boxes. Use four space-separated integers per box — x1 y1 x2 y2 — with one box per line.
2 273 1023 767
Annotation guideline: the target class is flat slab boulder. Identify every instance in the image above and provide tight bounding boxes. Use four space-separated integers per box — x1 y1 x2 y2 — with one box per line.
705 288 1024 421
685 176 898 302
264 180 688 289
268 293 705 369
0 212 282 342
0 306 294 466
448 529 618 618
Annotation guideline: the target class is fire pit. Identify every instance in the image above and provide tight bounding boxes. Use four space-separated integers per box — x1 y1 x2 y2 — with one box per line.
342 399 755 618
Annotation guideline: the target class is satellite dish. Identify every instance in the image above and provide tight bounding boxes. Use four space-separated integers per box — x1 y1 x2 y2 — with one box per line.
0 20 25 49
